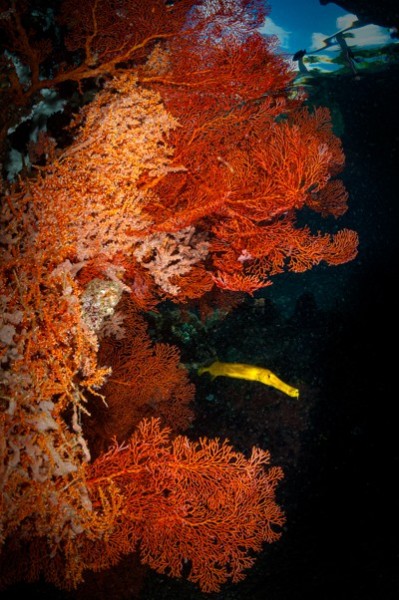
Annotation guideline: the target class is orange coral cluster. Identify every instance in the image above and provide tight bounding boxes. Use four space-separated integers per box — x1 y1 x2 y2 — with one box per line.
0 419 285 592
86 299 195 456
139 42 358 293
1 0 359 594
86 418 285 594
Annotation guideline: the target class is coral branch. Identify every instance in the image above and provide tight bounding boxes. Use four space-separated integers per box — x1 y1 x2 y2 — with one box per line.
86 418 285 593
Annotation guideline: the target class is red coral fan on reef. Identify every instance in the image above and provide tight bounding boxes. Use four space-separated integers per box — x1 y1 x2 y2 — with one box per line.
86 299 195 456
0 419 285 593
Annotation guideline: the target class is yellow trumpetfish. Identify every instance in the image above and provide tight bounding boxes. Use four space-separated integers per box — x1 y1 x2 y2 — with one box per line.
198 361 299 398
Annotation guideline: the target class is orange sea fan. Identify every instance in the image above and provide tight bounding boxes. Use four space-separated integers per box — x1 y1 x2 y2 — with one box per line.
85 298 195 455
0 417 285 593
85 418 285 593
